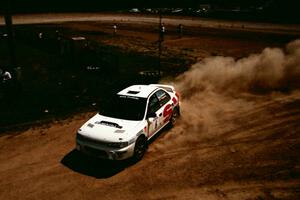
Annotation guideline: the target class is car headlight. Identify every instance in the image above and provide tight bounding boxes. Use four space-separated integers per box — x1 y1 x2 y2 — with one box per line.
107 142 129 148
128 137 136 145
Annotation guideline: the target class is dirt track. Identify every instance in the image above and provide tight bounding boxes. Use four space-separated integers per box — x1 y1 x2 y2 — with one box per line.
0 90 299 200
0 14 300 200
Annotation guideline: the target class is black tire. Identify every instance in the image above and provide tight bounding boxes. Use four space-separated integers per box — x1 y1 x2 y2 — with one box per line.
132 136 147 161
169 107 180 127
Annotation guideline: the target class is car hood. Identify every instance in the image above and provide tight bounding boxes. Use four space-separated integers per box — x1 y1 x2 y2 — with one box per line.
78 113 144 142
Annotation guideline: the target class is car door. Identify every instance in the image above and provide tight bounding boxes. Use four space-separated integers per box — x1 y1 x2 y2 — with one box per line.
147 93 161 138
155 89 172 128
147 90 172 138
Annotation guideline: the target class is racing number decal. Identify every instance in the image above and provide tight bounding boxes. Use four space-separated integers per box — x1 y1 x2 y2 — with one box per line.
147 118 158 138
163 104 173 123
155 120 158 129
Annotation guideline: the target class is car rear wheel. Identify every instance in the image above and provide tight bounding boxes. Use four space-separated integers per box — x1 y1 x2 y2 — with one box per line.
169 107 180 127
133 136 147 161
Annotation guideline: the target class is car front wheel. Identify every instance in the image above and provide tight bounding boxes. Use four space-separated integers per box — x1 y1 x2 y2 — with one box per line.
132 136 147 161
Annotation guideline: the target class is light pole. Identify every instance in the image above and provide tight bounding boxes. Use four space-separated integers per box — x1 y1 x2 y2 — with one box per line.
158 10 163 76
4 0 16 70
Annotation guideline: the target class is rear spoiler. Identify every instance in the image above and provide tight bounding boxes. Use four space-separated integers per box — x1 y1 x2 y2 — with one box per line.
149 84 175 93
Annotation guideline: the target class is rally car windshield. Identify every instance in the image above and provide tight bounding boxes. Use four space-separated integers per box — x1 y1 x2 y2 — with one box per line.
99 95 147 120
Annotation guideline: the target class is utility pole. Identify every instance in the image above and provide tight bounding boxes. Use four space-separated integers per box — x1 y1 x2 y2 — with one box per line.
4 0 16 71
158 10 162 76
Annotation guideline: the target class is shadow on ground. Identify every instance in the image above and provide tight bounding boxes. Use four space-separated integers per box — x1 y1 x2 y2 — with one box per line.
61 149 133 178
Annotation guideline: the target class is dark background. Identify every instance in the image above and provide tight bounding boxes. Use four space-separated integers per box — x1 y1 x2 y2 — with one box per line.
0 0 299 129
1 0 300 23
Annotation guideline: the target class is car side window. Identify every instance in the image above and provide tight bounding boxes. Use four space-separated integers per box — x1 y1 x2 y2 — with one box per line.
155 90 171 106
148 94 160 114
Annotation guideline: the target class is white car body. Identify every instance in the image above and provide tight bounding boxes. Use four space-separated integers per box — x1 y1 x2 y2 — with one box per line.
76 84 180 160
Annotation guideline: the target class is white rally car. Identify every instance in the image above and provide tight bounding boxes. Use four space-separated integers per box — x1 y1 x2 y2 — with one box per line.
76 84 180 161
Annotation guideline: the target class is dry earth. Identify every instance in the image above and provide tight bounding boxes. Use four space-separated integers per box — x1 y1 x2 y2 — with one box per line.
0 90 299 200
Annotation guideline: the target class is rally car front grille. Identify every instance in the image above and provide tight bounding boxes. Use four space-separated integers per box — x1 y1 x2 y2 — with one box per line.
84 146 108 158
76 133 108 147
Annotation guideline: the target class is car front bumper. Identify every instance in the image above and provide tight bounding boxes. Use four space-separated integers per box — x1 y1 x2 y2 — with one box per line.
76 139 135 160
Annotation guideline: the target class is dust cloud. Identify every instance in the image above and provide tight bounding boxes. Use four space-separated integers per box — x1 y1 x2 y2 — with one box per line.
154 40 300 151
177 39 300 97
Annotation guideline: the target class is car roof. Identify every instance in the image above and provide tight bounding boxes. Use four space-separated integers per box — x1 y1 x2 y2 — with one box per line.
117 85 158 98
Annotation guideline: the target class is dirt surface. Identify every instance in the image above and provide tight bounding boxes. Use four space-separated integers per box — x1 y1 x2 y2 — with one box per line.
0 14 300 200
1 89 299 200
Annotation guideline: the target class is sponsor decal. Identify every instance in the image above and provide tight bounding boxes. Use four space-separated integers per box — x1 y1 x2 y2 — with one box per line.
172 97 178 105
163 104 173 123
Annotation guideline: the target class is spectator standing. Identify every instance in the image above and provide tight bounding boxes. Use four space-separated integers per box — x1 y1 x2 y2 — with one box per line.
160 23 165 41
178 24 183 38
1 70 12 83
0 69 13 102
113 23 118 36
